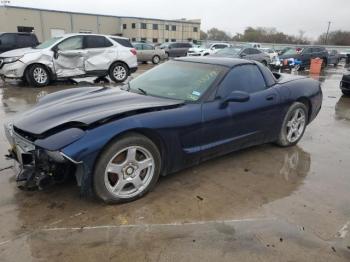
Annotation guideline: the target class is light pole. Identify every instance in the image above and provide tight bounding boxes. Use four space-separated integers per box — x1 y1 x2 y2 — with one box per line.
325 21 331 45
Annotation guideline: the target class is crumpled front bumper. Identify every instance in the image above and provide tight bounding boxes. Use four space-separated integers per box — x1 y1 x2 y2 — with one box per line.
0 60 26 79
4 124 79 190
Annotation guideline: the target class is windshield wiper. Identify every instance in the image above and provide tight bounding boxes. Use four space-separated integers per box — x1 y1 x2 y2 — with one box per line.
137 88 148 95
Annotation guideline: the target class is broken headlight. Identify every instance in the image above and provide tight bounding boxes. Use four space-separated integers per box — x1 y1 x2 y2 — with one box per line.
3 56 23 64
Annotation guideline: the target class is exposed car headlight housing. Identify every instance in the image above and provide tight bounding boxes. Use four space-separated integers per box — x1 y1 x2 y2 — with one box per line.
3 56 23 64
4 122 15 146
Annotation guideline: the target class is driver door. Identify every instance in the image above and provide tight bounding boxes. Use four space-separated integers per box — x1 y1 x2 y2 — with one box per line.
200 65 282 160
53 36 85 78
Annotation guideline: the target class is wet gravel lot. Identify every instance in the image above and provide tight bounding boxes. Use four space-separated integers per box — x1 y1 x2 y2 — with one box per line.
0 63 349 261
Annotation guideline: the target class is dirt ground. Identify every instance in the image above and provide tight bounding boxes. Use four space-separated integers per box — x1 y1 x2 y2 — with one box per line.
0 63 349 261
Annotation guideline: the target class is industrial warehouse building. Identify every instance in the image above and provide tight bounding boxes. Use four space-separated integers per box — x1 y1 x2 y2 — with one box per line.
0 5 201 43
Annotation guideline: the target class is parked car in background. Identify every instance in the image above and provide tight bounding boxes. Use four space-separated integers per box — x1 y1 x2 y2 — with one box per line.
211 47 271 66
4 57 322 203
0 33 137 87
187 43 232 56
277 47 292 56
279 46 329 70
327 50 341 66
259 48 278 60
159 42 193 58
340 73 350 96
0 32 39 54
132 42 166 64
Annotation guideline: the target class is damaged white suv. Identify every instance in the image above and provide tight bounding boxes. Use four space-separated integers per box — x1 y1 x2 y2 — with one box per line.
0 33 138 87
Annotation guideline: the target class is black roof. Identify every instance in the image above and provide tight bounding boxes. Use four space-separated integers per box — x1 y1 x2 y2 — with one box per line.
175 57 254 68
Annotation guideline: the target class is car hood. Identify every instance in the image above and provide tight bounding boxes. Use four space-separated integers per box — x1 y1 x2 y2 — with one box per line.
13 86 184 136
0 47 42 57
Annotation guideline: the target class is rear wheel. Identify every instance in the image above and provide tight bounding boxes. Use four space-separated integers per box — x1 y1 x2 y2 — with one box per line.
25 64 50 87
276 102 308 147
152 55 161 64
93 133 161 204
109 62 129 83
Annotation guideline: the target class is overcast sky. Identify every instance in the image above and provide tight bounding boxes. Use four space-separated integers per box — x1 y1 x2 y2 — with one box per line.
4 0 350 39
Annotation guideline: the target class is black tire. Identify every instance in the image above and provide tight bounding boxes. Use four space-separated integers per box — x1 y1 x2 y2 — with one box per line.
203 53 210 56
152 55 161 64
342 90 350 96
25 64 50 87
276 102 309 147
93 133 161 204
109 62 129 83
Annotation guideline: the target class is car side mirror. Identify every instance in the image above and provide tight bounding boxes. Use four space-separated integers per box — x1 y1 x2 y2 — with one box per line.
52 46 60 59
221 91 250 108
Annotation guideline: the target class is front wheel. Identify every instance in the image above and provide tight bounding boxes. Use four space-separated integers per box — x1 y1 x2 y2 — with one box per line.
109 62 129 83
25 64 50 87
93 133 161 204
276 102 308 147
152 55 161 64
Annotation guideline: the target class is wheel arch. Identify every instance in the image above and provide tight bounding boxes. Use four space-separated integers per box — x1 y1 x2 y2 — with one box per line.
108 60 130 75
24 62 56 81
296 97 312 122
93 128 168 177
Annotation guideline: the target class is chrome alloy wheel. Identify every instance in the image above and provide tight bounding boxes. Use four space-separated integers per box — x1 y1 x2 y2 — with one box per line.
33 67 48 84
113 66 127 81
286 108 306 143
104 146 155 199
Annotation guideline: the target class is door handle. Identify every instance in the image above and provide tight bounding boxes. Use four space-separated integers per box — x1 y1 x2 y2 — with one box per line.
266 94 276 101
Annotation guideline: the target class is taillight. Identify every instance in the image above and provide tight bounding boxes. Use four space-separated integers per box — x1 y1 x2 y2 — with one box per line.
130 48 137 56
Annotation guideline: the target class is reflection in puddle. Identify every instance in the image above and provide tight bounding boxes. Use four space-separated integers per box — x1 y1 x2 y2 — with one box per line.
335 95 350 121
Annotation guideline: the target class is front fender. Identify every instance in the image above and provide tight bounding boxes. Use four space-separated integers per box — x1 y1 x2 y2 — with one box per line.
61 117 144 169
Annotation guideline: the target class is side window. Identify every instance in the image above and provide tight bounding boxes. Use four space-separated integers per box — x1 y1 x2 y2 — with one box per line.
302 48 312 54
112 38 133 48
143 44 154 50
85 35 112 48
243 48 253 55
17 35 34 47
217 65 266 98
0 34 16 46
133 43 142 50
57 36 83 51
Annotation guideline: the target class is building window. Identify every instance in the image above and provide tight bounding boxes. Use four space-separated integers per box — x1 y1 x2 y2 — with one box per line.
132 38 136 42
152 24 158 30
123 24 127 29
193 27 198 32
165 25 169 31
165 38 169 42
141 23 147 29
172 25 176 31
17 26 34 33
171 39 176 42
141 37 147 42
132 23 136 29
152 38 158 43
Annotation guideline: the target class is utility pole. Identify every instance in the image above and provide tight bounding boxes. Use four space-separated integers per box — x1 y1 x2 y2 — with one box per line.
325 21 331 45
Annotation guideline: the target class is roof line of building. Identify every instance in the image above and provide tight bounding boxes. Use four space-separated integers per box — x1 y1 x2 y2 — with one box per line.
1 5 201 25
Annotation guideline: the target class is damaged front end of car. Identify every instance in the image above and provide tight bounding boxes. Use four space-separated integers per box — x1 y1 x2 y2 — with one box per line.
4 122 84 191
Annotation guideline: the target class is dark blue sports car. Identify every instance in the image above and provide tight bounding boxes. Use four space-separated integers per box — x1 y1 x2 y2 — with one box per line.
4 57 322 203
